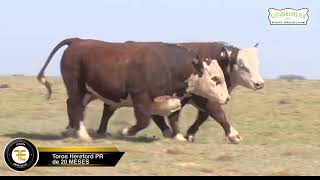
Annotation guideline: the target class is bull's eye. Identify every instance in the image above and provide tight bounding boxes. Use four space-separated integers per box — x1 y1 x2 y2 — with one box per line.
238 63 249 72
239 63 245 69
211 76 221 85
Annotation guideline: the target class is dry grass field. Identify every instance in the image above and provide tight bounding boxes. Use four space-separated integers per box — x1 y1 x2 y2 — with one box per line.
0 76 319 176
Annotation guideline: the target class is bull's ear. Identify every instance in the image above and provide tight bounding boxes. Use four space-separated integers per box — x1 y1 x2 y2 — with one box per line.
192 55 204 73
254 43 259 48
220 47 232 60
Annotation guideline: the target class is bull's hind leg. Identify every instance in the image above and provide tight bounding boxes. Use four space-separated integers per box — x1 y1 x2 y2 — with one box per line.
63 93 96 137
66 93 92 141
61 98 77 137
97 104 116 137
121 93 152 137
61 72 92 141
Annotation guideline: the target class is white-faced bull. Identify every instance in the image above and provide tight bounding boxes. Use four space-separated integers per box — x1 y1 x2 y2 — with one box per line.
37 39 230 141
181 42 264 143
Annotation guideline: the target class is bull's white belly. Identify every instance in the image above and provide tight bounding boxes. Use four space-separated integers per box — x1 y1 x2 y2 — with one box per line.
84 84 181 116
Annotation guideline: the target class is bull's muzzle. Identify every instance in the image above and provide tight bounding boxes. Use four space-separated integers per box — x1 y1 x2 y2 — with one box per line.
253 82 264 90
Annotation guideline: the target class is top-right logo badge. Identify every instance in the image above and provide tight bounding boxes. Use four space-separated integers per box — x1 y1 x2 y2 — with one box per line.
268 8 309 25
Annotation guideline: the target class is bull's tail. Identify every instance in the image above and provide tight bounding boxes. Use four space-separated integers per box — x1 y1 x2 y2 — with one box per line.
37 38 79 99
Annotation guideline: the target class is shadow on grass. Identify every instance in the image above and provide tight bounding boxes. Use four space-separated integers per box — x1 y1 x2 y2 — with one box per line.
2 130 161 143
110 135 160 143
87 129 160 143
2 132 64 140
87 128 161 143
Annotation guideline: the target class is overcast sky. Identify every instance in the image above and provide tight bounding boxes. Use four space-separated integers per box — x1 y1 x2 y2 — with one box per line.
0 0 319 79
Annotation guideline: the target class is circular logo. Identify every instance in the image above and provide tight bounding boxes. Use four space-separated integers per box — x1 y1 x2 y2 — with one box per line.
4 138 39 171
12 146 30 164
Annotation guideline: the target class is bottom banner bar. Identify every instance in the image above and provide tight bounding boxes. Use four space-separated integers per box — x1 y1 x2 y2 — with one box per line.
36 147 125 167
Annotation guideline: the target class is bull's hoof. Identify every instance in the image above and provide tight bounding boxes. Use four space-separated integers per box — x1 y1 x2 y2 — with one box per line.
227 126 242 144
186 134 196 143
162 129 173 138
77 134 93 142
76 130 93 142
120 128 135 137
227 135 243 144
174 133 187 142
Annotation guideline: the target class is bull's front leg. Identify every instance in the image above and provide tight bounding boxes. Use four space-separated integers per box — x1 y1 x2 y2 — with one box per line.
187 101 243 144
167 110 187 141
186 111 209 142
206 103 243 143
152 115 173 138
121 93 153 136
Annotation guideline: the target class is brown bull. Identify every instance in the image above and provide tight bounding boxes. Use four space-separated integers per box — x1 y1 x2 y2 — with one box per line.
37 38 230 141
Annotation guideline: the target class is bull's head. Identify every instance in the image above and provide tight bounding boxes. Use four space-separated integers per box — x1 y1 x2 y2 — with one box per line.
186 58 230 104
221 43 264 90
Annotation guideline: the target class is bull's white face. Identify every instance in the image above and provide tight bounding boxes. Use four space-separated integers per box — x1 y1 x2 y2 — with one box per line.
186 59 230 104
230 48 264 90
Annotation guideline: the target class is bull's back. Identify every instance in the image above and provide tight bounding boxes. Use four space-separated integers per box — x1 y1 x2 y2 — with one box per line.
61 40 195 100
180 43 225 60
